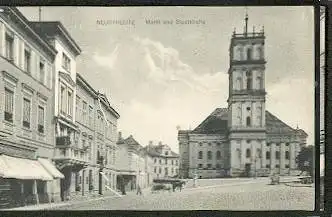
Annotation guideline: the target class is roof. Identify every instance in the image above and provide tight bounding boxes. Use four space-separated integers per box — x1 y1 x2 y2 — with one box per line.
192 108 228 134
143 145 179 158
0 7 57 57
29 21 81 56
122 135 144 151
187 108 307 137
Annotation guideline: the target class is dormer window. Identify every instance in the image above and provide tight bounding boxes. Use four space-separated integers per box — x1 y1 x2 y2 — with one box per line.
165 151 168 155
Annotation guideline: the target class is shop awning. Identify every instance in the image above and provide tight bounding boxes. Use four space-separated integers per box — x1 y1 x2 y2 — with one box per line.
0 155 53 181
38 158 64 179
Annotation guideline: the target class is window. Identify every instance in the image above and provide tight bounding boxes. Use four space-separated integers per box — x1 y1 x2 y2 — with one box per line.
246 149 251 158
207 164 212 169
198 151 203 159
171 168 174 174
246 71 252 90
24 48 31 73
207 151 212 160
216 151 221 160
159 159 161 164
246 107 251 111
276 143 280 146
217 142 221 146
257 46 264 59
5 32 14 61
239 47 244 60
236 77 243 90
62 53 71 72
216 164 221 169
175 160 178 166
4 88 14 122
39 61 45 84
266 164 270 168
285 151 290 160
76 96 80 121
286 143 290 146
266 143 270 147
246 117 251 126
199 142 202 146
257 77 263 90
285 164 289 168
159 168 161 174
22 98 31 128
165 151 168 155
165 159 168 165
88 141 92 160
89 106 93 127
266 151 270 159
38 106 45 133
154 159 157 163
154 167 157 173
60 85 66 115
247 47 252 60
82 101 87 124
165 167 168 176
198 164 203 168
208 142 212 146
171 160 174 165
276 164 280 168
67 90 73 117
276 151 280 159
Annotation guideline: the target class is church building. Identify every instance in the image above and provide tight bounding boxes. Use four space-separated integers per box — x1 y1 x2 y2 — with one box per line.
177 14 308 179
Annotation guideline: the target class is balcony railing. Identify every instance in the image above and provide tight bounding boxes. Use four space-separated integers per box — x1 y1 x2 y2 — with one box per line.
56 136 71 147
231 59 266 65
232 89 266 96
232 32 264 38
54 146 89 163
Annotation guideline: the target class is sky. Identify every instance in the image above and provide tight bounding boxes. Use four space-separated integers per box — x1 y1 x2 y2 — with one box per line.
19 6 315 153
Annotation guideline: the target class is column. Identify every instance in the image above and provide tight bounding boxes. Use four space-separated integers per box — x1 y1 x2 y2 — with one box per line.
290 143 295 170
0 22 4 56
82 170 85 196
271 143 275 172
20 182 25 206
32 180 39 205
280 143 285 175
241 140 245 170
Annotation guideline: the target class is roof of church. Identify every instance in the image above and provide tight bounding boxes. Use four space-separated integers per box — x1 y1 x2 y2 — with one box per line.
190 108 307 136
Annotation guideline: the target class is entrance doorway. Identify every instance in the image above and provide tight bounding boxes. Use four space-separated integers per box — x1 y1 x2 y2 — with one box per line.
245 163 251 177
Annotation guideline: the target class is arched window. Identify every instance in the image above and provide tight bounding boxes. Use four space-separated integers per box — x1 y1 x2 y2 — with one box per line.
238 47 244 60
216 151 221 160
285 151 290 160
247 47 253 60
236 148 241 158
257 46 264 59
256 148 262 158
266 151 270 159
246 71 252 90
236 77 243 90
246 116 251 126
234 47 241 60
207 151 212 160
256 77 263 89
246 148 251 158
276 151 280 159
198 151 203 159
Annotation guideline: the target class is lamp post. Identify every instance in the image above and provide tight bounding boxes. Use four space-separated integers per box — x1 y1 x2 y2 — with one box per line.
98 156 104 195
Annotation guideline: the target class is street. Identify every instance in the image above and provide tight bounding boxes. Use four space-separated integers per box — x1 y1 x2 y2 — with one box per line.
52 178 314 210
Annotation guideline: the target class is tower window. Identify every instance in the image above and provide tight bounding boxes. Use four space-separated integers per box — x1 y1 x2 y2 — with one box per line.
246 149 251 158
216 151 221 160
207 151 212 160
257 46 264 59
198 151 203 159
236 77 243 90
247 47 253 60
285 151 290 160
257 77 263 90
246 117 251 126
266 151 270 159
246 107 250 111
246 71 252 90
276 151 280 159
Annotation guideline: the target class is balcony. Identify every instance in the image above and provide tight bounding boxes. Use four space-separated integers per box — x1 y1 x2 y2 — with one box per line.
54 140 89 171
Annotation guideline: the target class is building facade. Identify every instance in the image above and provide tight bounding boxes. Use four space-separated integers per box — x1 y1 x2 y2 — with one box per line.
143 142 179 179
0 7 64 208
178 16 308 179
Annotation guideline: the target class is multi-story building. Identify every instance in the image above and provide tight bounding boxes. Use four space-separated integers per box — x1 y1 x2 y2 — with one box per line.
178 14 308 179
115 133 147 192
0 7 64 208
29 20 87 201
143 142 179 179
73 73 119 197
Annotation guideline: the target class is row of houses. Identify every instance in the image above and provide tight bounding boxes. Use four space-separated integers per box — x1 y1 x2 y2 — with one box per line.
0 7 179 209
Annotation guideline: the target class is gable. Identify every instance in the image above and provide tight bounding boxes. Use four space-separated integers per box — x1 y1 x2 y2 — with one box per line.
265 111 297 135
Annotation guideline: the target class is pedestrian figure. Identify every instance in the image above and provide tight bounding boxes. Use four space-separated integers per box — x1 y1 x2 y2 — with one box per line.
136 184 142 195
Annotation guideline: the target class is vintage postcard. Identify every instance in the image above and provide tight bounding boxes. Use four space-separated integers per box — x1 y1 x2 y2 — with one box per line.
0 6 317 211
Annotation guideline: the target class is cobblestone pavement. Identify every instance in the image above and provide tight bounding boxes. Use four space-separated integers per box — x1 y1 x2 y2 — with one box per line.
53 179 314 210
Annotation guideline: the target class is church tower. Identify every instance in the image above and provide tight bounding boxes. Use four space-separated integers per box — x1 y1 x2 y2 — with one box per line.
227 12 267 177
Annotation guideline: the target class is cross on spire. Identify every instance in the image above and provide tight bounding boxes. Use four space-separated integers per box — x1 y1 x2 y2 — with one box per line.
244 6 248 35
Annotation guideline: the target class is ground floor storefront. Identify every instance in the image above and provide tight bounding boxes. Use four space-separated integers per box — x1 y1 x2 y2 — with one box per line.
0 154 64 209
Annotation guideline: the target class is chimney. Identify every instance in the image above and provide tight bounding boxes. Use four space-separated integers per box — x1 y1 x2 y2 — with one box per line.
149 141 153 146
118 131 122 141
159 141 162 146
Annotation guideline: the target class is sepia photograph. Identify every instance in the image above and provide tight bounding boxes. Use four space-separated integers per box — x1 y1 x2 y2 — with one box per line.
0 6 316 211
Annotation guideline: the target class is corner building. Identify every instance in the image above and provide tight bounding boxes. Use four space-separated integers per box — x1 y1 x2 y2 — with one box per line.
178 16 308 178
